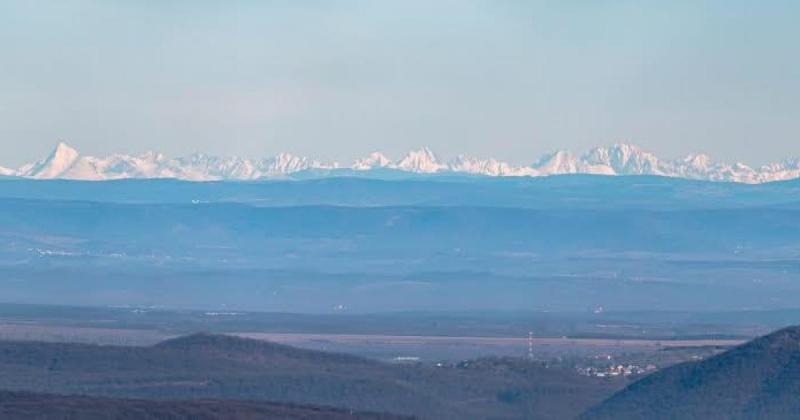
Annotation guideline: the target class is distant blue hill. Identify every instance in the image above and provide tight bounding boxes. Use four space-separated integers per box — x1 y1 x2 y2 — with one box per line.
1 175 800 312
1 175 799 209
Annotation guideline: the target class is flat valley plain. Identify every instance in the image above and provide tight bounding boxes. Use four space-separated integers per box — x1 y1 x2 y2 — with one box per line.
0 303 770 361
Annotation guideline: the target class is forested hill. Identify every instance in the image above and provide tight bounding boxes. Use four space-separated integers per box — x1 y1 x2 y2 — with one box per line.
0 333 621 419
583 326 800 420
0 391 408 420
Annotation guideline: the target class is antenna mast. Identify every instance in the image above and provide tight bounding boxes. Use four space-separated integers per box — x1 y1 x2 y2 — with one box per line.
527 331 534 360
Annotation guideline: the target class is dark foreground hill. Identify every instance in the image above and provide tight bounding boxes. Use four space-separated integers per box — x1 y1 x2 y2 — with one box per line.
583 326 800 420
0 391 406 420
0 333 622 419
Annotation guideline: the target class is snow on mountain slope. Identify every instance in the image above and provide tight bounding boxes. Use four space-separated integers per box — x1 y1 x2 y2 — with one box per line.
532 150 583 175
395 147 445 173
5 142 800 183
260 152 334 176
448 155 537 176
581 144 662 175
20 142 81 179
663 154 753 183
352 152 392 170
0 166 15 176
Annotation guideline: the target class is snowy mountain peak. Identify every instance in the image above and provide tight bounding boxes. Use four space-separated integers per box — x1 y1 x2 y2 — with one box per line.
5 142 800 183
585 143 650 162
448 155 537 177
582 143 661 175
260 152 337 176
533 150 579 174
681 153 712 168
396 147 444 173
54 141 79 157
23 141 81 179
49 141 80 164
138 151 166 162
353 152 393 170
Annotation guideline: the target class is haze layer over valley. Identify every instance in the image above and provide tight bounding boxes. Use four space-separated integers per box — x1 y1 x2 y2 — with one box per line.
2 174 799 315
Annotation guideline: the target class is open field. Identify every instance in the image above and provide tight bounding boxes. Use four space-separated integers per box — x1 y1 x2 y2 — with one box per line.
236 332 744 362
238 331 744 348
0 320 743 362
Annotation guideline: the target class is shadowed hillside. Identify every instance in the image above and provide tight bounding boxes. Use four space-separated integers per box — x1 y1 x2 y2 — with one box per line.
0 333 622 419
583 326 800 420
0 391 408 420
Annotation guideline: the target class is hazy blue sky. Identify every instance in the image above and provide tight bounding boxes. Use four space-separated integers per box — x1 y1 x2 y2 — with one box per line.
1 1 798 166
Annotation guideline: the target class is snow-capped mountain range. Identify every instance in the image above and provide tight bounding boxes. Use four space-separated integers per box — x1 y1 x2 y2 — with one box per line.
3 142 800 183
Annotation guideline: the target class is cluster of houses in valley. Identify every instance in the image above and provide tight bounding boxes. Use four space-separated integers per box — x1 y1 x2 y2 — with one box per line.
577 363 657 378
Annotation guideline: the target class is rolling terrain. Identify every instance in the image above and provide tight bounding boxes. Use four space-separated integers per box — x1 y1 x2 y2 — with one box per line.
0 391 405 420
0 333 623 419
1 175 800 313
3 174 800 419
583 326 800 419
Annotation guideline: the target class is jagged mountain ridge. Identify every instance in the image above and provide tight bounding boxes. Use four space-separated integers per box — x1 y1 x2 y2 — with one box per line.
6 142 800 183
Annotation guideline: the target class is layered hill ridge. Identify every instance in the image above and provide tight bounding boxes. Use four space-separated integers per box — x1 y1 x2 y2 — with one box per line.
0 333 620 419
0 391 406 420
583 326 800 420
5 142 800 183
2 175 800 313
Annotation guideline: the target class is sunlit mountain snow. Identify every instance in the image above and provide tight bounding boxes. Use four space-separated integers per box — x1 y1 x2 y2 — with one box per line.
5 142 800 183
